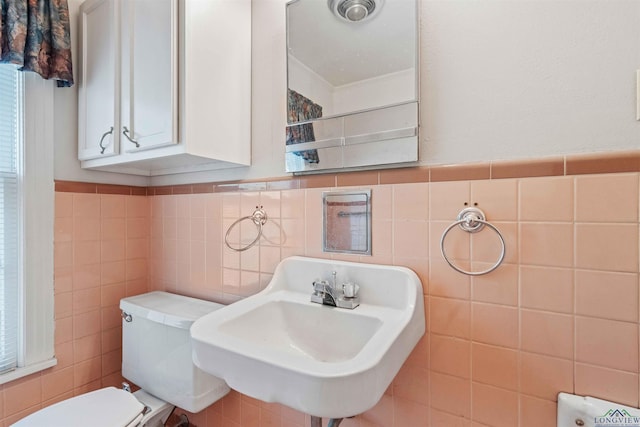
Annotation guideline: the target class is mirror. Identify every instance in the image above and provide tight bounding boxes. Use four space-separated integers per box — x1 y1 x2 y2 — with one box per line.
323 190 371 255
285 0 419 174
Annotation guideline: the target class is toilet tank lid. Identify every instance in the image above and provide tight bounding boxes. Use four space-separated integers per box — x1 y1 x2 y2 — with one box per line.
120 291 226 329
11 387 144 427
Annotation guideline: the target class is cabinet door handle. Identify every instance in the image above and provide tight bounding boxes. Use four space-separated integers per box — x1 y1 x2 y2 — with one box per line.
122 126 140 148
99 127 114 154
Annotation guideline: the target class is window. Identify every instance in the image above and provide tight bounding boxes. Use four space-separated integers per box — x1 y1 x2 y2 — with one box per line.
0 66 20 374
0 68 55 384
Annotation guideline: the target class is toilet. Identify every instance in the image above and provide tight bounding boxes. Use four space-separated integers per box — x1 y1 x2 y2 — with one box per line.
12 291 230 427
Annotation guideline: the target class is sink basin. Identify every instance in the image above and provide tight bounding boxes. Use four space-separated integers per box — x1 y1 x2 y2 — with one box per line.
217 300 383 363
190 256 425 418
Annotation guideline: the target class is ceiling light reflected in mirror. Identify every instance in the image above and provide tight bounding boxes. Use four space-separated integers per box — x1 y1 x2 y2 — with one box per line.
328 0 383 23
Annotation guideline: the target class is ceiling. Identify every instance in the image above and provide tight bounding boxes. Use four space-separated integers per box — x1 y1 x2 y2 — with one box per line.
287 0 417 87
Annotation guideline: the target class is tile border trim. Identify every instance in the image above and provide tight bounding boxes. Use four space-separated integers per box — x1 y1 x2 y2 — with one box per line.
55 150 640 194
54 181 148 195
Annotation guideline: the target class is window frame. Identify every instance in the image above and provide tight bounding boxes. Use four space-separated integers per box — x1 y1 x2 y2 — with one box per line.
0 72 56 384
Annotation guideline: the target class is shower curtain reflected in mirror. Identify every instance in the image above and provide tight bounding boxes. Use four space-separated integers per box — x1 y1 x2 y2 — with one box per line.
286 89 322 164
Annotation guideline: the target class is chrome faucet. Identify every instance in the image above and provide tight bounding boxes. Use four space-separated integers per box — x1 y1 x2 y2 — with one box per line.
312 279 337 306
311 271 360 309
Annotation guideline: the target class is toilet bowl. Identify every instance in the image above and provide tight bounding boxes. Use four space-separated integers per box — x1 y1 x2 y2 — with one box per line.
12 292 230 427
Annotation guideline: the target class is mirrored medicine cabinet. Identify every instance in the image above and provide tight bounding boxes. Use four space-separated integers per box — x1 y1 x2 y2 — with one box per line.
285 0 419 174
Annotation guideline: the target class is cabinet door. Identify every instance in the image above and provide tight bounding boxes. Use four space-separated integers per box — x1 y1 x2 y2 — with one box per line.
78 0 119 160
120 0 177 152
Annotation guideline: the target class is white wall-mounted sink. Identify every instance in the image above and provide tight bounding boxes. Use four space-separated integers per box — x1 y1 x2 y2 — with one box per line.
190 256 425 419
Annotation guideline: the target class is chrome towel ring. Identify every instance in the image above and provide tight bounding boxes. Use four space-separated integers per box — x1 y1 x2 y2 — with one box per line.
440 207 505 276
224 207 268 252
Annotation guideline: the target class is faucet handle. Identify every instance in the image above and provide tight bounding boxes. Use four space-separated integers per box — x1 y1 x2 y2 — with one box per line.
342 282 360 298
312 280 328 293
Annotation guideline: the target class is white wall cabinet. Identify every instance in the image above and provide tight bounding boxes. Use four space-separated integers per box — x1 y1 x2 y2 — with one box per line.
78 0 118 160
120 0 177 153
78 0 251 176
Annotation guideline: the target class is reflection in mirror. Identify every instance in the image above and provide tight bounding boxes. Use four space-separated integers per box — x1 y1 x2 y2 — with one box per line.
285 102 418 173
287 0 417 120
285 0 419 174
323 190 371 255
286 90 322 163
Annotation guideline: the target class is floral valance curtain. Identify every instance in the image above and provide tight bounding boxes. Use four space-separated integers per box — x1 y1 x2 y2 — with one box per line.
286 89 322 164
0 0 74 86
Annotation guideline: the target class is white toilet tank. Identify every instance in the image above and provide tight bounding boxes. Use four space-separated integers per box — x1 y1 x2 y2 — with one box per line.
120 291 230 413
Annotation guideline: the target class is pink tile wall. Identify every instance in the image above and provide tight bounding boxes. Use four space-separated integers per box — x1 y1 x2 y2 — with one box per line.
6 172 639 427
151 172 640 427
0 193 149 426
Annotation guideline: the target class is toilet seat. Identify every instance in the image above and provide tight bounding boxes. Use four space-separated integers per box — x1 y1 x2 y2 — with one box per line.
11 387 145 427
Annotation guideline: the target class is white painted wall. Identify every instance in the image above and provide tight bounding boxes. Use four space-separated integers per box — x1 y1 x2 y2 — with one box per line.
55 0 640 186
421 0 640 164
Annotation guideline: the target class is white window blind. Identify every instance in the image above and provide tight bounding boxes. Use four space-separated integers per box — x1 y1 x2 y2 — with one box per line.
0 70 55 385
0 66 21 374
